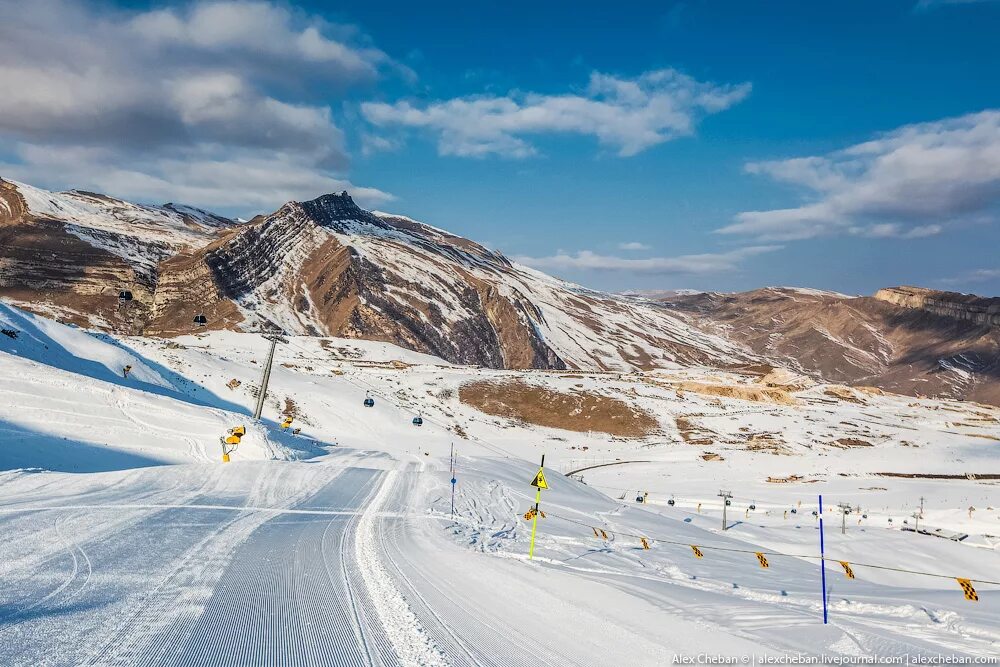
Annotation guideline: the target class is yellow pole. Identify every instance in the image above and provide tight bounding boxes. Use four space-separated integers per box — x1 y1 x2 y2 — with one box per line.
529 486 541 560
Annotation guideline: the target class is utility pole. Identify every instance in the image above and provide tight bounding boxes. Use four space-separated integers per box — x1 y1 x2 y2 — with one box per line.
253 332 287 421
718 490 733 531
838 502 852 535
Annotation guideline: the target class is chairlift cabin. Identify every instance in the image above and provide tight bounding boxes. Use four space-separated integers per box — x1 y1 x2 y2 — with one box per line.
193 314 208 327
412 416 423 426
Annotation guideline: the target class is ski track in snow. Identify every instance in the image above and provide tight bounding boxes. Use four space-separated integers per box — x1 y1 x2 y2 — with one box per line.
166 467 386 666
355 467 451 667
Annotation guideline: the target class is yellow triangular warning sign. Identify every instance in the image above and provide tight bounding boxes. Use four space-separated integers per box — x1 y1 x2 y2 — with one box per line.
530 468 548 489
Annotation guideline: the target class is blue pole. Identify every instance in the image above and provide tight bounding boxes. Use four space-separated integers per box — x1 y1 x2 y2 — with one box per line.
450 443 456 519
819 494 828 624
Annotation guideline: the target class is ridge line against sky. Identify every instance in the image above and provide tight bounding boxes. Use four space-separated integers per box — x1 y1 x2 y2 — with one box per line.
0 0 998 295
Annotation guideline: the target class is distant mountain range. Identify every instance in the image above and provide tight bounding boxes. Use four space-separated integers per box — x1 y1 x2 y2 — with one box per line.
2 177 997 405
657 286 1000 406
0 178 745 371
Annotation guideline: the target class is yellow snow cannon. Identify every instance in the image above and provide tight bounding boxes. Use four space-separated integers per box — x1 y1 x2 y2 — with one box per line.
221 426 245 462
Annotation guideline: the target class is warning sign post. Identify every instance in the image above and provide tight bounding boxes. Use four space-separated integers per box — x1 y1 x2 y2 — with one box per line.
528 454 546 560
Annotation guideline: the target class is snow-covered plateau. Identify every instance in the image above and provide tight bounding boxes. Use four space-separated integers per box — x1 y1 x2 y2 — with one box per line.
0 302 998 665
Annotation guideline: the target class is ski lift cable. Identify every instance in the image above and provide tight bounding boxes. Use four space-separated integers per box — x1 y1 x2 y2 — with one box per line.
574 482 828 509
279 341 503 452
261 330 518 460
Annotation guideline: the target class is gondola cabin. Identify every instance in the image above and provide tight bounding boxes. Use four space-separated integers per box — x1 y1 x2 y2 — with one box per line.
193 314 208 327
364 397 375 407
118 290 133 305
412 416 423 426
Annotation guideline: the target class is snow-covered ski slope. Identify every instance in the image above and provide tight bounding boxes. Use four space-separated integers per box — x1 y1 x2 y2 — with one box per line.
0 304 304 470
0 304 998 664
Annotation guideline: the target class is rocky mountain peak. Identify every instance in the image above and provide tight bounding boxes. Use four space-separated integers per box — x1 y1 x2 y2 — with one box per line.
297 191 390 233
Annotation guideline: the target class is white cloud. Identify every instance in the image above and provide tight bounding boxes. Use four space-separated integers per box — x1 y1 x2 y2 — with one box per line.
129 1 387 80
514 245 781 276
939 268 1000 287
0 0 395 215
618 241 652 251
0 144 393 213
849 223 943 239
362 69 750 158
914 0 999 10
719 111 1000 241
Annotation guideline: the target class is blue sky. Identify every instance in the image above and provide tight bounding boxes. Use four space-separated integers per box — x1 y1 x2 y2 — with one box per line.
1 0 999 295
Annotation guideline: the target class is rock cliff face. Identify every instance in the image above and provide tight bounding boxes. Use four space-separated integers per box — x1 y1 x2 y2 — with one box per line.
0 178 746 371
659 287 1000 406
874 286 1000 327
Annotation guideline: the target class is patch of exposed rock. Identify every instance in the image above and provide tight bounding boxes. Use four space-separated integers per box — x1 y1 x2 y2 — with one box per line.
874 286 1000 327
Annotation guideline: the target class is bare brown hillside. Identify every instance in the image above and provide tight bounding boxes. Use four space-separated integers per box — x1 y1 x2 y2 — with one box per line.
658 287 1000 406
459 379 658 437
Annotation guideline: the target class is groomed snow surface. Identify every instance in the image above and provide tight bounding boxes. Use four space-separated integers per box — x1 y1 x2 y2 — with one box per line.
0 303 998 665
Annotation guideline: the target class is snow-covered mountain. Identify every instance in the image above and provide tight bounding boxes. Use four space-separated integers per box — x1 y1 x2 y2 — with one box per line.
657 286 1000 406
0 178 746 370
6 176 998 405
